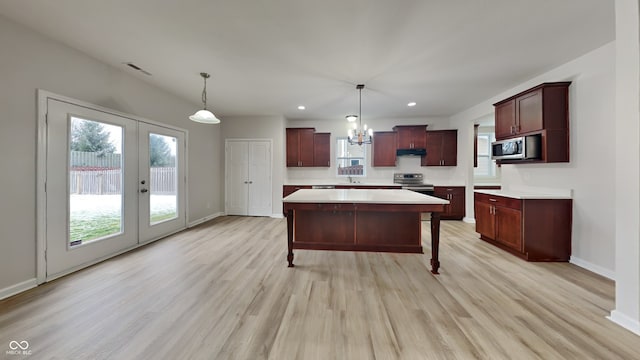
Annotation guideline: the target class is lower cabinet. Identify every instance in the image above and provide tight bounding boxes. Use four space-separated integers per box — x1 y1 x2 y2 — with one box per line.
433 186 465 220
474 192 572 261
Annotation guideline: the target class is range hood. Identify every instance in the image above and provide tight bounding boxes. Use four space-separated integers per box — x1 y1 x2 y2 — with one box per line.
396 148 426 156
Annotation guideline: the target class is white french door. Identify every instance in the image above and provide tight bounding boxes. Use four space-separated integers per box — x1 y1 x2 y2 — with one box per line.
44 98 186 280
138 123 186 243
225 140 272 216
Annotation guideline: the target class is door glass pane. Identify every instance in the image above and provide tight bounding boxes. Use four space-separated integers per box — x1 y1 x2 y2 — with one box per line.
69 117 123 246
149 133 178 225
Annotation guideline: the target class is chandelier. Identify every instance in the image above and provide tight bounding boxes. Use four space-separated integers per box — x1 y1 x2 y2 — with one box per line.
347 84 373 145
189 72 221 124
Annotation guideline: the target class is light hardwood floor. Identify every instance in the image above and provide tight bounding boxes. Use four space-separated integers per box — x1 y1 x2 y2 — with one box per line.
1 216 639 359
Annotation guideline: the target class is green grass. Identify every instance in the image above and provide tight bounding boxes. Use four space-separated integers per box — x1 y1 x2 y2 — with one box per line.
150 210 177 224
69 211 177 245
70 215 121 244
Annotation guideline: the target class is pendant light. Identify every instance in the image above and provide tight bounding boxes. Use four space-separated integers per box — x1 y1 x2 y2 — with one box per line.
347 84 373 145
189 72 221 124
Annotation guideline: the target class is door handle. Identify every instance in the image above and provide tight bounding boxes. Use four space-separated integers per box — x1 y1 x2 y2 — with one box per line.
140 188 148 193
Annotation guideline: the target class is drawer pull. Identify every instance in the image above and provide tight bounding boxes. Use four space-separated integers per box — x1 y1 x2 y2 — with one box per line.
489 198 497 202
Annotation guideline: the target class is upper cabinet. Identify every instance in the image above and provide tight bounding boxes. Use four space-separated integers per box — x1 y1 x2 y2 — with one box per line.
286 128 331 167
372 131 397 167
422 130 457 166
493 82 571 163
313 133 331 167
393 125 427 149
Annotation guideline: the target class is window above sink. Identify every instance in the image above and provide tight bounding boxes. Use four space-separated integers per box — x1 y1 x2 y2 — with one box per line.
336 137 365 177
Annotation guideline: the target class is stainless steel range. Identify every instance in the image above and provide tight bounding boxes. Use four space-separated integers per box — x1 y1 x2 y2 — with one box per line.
393 173 434 196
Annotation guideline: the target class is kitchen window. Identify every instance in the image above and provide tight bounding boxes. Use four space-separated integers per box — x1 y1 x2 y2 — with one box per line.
336 137 365 177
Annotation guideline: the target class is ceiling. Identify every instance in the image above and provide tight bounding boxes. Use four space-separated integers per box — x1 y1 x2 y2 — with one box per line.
0 0 614 121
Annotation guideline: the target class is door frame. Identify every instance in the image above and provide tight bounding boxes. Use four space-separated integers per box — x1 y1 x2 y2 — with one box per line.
36 90 190 284
224 138 273 216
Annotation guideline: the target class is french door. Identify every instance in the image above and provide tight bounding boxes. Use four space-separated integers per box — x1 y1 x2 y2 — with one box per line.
45 98 186 280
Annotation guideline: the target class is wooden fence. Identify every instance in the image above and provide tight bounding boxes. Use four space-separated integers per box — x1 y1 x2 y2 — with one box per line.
70 167 176 195
71 151 122 168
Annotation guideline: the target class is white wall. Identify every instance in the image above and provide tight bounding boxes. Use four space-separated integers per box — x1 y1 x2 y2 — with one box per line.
451 41 617 277
221 115 286 216
0 15 223 294
285 117 466 186
611 0 640 335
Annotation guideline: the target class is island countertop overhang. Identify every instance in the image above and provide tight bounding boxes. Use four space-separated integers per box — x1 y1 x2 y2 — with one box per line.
282 188 450 205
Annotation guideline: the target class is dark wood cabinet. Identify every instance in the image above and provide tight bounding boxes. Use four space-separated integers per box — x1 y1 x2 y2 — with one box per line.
493 82 571 163
474 201 495 238
474 192 572 261
313 133 330 167
494 99 516 139
422 130 457 166
393 125 427 149
372 131 397 167
286 128 331 167
283 185 312 198
433 186 465 220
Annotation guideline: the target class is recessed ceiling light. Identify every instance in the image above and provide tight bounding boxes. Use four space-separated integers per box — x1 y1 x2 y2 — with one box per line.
297 105 306 110
407 102 417 107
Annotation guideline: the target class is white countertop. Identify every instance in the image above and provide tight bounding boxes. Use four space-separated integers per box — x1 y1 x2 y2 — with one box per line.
284 180 400 187
284 180 466 187
474 189 572 199
283 189 450 204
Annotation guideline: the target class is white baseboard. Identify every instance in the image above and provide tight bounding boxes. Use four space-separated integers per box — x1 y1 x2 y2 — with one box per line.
463 217 476 224
569 256 615 280
270 213 284 219
0 278 37 300
608 310 640 336
188 212 225 227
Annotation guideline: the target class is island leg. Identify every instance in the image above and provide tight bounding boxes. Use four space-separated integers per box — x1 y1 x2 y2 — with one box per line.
286 209 295 267
430 211 441 274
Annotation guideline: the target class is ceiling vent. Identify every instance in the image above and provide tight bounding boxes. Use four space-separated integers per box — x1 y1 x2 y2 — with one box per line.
123 62 152 76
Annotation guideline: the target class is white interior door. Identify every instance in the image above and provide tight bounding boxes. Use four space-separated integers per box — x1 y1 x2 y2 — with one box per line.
248 141 272 216
138 123 186 243
46 99 138 279
225 140 272 216
226 141 249 215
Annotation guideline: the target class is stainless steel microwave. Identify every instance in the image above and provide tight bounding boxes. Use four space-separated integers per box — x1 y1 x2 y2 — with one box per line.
491 135 541 160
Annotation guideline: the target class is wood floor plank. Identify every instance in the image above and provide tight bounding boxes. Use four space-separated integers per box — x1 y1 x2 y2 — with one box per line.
1 216 639 360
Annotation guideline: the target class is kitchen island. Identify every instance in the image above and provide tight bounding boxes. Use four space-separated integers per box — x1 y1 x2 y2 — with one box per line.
282 189 449 274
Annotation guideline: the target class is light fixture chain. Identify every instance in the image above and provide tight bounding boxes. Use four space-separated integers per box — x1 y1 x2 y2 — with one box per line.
202 75 207 109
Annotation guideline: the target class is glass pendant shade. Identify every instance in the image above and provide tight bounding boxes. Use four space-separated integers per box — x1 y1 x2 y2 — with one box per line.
189 109 221 124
